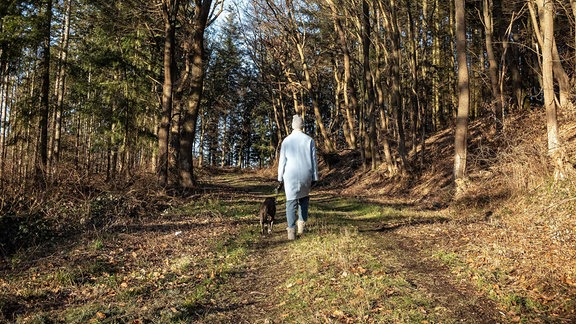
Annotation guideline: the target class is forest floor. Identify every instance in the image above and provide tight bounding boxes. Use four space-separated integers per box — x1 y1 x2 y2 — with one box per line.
1 166 573 323
0 170 500 323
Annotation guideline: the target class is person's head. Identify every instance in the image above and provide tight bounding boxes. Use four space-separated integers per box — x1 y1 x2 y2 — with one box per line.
292 114 303 131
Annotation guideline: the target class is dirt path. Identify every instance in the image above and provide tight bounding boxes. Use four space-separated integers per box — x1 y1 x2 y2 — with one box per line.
199 232 500 323
194 174 502 323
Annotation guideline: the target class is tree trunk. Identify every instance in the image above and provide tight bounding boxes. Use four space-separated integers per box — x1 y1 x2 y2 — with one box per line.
373 11 396 175
272 82 284 152
483 0 503 134
432 0 441 131
529 1 573 110
0 71 8 179
197 109 205 168
362 0 377 169
179 0 213 188
326 0 357 149
405 0 423 160
454 0 470 194
158 0 180 186
389 0 408 173
540 0 566 180
36 0 53 186
50 0 71 174
295 42 335 153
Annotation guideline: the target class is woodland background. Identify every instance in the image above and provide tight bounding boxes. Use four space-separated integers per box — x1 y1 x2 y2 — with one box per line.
1 0 576 322
1 0 574 189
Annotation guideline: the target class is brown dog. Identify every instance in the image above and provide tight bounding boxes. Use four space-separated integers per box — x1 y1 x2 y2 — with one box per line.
259 197 276 235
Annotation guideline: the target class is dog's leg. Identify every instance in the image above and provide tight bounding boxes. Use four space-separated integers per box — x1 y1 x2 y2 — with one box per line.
268 219 274 234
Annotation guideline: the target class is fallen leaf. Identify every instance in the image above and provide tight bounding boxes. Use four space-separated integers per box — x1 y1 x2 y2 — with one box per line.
333 309 345 317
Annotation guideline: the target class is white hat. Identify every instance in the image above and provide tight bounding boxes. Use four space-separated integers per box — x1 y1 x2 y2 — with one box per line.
292 114 303 130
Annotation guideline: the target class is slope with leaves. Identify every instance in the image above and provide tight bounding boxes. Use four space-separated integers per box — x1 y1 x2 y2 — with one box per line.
334 108 576 322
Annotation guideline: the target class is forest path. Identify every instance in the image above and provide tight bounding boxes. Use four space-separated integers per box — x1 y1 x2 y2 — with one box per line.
195 171 502 323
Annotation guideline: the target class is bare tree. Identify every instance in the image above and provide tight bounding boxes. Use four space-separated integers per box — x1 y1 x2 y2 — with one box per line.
529 0 572 110
324 0 358 150
482 0 504 133
538 0 567 180
454 0 469 194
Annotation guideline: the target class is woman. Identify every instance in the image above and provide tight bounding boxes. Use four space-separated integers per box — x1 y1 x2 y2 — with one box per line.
277 115 319 240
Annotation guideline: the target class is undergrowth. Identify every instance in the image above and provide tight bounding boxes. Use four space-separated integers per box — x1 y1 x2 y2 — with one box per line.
422 111 576 322
0 183 261 323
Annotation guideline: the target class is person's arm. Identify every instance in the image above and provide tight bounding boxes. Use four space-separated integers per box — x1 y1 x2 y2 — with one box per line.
278 142 286 182
311 140 319 182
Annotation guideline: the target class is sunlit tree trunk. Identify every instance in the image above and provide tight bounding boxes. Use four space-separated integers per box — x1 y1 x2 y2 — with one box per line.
295 42 335 153
529 1 572 110
360 0 377 169
179 0 216 188
271 82 285 154
373 8 396 175
404 0 424 164
540 0 566 180
454 0 469 194
326 0 357 149
449 0 457 120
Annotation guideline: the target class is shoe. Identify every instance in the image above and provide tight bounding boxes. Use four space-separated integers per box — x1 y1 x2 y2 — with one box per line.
297 220 306 235
287 227 296 240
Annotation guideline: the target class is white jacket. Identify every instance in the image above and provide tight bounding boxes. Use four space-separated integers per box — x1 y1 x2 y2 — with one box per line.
278 130 319 200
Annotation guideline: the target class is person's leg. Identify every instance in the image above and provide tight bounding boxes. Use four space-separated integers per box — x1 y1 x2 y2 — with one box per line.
297 196 310 235
285 199 298 228
298 196 310 222
286 199 298 240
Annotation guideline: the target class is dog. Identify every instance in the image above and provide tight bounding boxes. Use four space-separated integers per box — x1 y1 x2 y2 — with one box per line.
259 197 276 235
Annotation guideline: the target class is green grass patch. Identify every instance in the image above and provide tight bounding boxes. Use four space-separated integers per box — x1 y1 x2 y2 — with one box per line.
274 228 441 322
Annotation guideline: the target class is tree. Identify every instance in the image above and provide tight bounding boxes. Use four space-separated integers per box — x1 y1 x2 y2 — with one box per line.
178 0 223 188
324 0 358 150
50 0 72 172
453 0 469 194
482 0 503 133
538 0 567 180
157 0 180 186
36 0 53 185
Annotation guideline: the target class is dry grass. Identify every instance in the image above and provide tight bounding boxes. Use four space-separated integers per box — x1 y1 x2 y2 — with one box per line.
416 111 575 321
